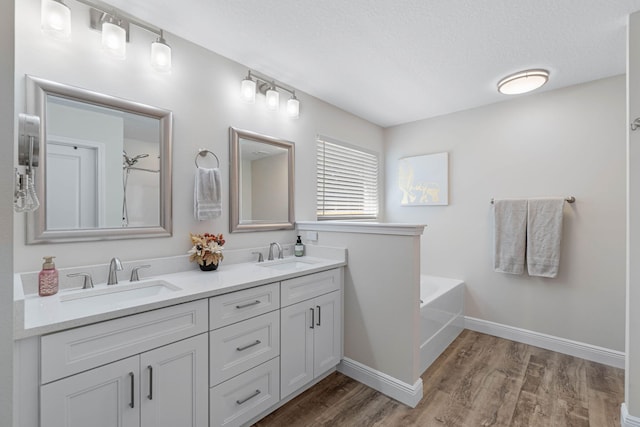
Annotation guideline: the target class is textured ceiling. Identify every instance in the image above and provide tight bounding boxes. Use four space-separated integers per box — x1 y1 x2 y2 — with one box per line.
103 0 640 127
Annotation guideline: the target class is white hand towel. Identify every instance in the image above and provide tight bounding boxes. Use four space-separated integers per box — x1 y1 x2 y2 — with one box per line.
527 198 565 278
493 199 528 275
194 167 221 220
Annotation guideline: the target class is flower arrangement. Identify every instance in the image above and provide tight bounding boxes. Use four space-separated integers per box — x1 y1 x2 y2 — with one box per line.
188 233 225 267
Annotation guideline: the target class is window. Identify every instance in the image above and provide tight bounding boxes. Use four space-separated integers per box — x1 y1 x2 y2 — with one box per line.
316 136 379 220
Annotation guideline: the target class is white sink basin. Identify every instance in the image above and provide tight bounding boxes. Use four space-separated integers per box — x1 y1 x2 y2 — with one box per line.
258 258 319 271
60 280 181 306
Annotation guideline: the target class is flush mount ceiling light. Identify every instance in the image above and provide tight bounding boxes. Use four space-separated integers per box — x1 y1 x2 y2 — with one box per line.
240 70 301 119
41 0 71 39
497 69 550 95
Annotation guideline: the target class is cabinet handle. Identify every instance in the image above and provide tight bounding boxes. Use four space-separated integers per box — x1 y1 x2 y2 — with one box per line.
316 305 321 326
236 300 261 309
129 372 135 408
236 340 261 352
236 389 261 405
310 308 315 329
147 365 153 400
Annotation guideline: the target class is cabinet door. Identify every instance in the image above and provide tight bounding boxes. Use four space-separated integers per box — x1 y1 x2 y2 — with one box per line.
140 334 208 427
313 291 342 376
41 356 139 427
280 301 314 398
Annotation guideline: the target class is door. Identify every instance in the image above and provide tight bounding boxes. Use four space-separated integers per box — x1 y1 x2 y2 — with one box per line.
40 356 139 427
313 291 342 376
140 334 208 427
46 141 99 229
280 301 314 398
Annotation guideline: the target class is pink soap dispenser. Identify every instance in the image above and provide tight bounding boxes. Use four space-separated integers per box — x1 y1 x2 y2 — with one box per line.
39 256 59 296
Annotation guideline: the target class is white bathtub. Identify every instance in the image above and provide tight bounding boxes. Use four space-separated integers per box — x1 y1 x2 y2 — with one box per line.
420 275 465 374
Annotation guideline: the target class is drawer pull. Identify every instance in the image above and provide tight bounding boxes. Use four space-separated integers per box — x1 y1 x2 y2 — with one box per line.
236 389 261 405
317 305 321 326
129 372 135 408
236 300 261 309
236 340 261 352
147 365 153 400
310 308 315 329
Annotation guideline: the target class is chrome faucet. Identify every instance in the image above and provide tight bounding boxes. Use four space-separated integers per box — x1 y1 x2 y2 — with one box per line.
107 257 123 285
268 242 283 261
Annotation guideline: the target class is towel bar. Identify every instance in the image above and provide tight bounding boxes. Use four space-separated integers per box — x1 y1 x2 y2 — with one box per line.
491 196 575 204
195 149 220 168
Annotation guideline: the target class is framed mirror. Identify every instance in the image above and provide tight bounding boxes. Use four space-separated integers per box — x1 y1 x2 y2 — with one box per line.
229 127 295 232
25 75 173 243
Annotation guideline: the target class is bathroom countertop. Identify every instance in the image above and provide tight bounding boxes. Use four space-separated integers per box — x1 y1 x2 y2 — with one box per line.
14 256 345 339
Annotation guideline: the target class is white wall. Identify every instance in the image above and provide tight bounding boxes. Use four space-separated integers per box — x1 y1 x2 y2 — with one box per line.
13 0 384 272
626 11 640 419
385 76 626 351
1 0 14 423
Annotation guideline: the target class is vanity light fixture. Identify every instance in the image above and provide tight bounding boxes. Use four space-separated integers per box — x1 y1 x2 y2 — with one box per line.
40 0 173 73
101 15 127 59
497 69 550 95
287 93 300 119
239 70 301 118
240 72 257 104
41 0 71 40
265 85 280 111
150 30 172 73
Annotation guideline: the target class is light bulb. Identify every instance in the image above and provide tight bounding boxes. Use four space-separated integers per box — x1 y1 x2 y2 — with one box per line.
240 77 256 103
150 37 171 72
102 20 126 60
266 87 279 111
287 96 300 119
41 0 71 40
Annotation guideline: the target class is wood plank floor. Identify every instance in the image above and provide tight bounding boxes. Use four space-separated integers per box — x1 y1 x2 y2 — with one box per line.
253 330 624 427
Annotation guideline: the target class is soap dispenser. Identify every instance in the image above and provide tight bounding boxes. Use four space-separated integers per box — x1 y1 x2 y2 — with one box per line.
39 256 59 296
294 235 305 257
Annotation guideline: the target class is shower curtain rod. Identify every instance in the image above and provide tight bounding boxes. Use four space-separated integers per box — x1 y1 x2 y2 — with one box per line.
490 196 575 204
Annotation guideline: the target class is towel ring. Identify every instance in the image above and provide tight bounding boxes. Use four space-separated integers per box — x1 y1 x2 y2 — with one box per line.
195 149 220 168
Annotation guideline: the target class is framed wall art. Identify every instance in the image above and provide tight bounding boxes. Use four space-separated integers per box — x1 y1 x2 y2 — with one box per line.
398 152 449 206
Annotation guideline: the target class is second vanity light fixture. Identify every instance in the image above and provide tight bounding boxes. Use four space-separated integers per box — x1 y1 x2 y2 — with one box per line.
40 0 172 72
241 70 300 119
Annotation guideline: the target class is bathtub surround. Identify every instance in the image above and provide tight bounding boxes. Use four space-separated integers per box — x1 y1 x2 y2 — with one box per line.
386 76 626 353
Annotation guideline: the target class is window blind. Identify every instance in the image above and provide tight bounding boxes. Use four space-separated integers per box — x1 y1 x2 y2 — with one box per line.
316 137 379 220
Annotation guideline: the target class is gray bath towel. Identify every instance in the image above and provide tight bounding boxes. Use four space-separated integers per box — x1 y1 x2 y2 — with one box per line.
527 198 565 278
493 199 528 275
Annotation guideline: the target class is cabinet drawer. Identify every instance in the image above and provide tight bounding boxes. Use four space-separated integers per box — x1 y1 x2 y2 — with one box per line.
41 300 208 384
281 269 341 307
210 311 280 387
210 357 280 427
209 283 279 329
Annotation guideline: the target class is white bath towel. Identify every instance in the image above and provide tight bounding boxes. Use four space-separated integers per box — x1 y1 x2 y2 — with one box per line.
493 199 528 275
194 167 221 220
527 198 565 278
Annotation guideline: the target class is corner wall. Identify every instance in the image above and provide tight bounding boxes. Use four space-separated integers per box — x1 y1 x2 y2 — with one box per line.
385 76 626 352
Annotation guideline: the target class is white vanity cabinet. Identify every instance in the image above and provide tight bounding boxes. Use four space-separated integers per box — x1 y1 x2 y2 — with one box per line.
39 300 209 427
280 269 342 399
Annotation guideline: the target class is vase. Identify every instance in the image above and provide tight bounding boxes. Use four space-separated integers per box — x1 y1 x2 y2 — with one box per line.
199 262 218 271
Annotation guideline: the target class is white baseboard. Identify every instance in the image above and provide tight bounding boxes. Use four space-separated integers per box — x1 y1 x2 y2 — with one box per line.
338 357 423 408
465 316 625 369
621 403 640 427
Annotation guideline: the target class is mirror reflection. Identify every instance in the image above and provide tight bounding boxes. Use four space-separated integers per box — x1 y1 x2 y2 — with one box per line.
26 75 173 244
230 127 295 232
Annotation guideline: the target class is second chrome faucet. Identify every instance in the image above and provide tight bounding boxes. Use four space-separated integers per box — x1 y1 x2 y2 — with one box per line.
107 257 123 285
268 242 283 261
